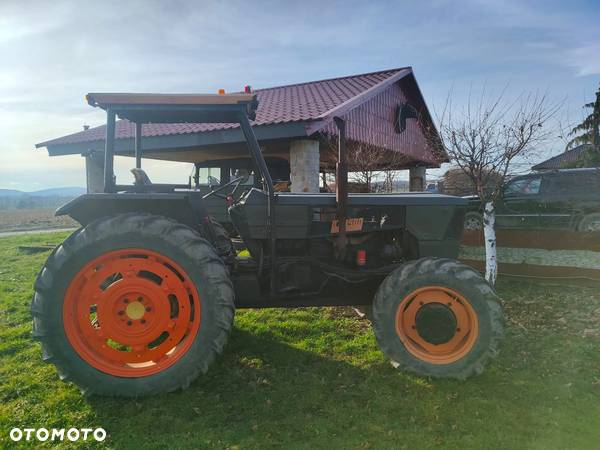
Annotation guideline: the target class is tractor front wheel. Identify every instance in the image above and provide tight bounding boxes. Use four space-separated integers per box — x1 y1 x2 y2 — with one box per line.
32 213 234 396
372 258 503 379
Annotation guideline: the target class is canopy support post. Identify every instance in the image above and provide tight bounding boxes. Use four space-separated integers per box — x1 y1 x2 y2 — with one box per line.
103 109 116 193
135 122 143 169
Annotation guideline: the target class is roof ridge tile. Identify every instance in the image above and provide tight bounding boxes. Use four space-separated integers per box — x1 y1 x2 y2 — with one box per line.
253 67 409 92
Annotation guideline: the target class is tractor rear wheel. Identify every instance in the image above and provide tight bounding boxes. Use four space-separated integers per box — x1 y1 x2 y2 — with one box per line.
372 258 503 379
31 213 234 397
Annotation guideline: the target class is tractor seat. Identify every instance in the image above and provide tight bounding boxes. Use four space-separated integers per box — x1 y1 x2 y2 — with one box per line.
131 168 152 186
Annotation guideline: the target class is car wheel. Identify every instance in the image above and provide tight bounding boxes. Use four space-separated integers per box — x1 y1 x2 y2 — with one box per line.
464 212 483 231
577 213 600 232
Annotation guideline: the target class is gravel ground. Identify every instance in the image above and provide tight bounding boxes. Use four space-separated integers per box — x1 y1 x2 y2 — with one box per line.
460 245 600 269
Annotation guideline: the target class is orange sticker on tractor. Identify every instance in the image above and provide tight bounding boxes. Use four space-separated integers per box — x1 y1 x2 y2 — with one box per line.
331 218 364 233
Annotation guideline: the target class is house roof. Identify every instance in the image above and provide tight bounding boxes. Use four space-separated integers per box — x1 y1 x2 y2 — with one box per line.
532 144 593 170
37 68 412 148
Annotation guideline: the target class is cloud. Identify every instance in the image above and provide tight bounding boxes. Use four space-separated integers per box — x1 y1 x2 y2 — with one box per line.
569 44 600 77
0 1 72 44
0 0 598 189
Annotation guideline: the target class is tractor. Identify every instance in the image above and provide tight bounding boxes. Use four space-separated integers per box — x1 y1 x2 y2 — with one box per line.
32 93 503 397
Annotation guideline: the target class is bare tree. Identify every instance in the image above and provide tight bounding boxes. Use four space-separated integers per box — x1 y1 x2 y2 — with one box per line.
433 89 559 285
346 143 402 192
320 135 409 192
442 167 503 197
383 169 398 193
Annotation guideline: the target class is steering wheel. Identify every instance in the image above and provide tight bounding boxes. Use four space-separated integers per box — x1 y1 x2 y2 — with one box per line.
202 175 248 201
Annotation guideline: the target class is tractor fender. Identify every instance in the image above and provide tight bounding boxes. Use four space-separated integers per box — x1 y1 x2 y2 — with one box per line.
56 193 208 230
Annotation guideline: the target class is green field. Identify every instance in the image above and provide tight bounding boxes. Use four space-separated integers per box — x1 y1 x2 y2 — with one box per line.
1 232 600 449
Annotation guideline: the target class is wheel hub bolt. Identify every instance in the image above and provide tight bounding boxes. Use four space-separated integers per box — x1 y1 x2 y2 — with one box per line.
127 320 132 326
118 310 124 315
145 307 151 312
124 298 129 303
141 319 146 324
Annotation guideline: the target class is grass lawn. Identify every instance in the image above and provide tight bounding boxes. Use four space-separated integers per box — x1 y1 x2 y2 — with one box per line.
1 232 600 449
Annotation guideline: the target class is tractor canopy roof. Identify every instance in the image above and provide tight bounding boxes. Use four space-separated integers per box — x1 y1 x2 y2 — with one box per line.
86 92 258 123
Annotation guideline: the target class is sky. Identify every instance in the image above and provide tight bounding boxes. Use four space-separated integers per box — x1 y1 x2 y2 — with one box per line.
0 0 598 191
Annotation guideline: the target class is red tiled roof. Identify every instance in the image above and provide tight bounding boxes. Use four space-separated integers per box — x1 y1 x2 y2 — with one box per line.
532 145 593 170
37 68 411 148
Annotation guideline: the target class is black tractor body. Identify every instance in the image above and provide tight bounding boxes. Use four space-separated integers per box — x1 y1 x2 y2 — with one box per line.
56 187 467 307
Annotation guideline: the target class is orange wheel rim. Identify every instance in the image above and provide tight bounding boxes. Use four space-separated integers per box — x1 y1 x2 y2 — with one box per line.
63 249 201 377
395 286 478 364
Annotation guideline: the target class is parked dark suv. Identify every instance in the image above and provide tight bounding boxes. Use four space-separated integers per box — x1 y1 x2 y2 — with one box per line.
464 168 600 231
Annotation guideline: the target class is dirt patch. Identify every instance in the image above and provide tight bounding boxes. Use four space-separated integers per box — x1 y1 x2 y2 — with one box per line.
0 208 78 232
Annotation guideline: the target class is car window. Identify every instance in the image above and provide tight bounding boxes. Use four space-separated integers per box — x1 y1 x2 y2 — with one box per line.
504 177 541 196
542 171 600 195
542 174 570 195
580 171 600 190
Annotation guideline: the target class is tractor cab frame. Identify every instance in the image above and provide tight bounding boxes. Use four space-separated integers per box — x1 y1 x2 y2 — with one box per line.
63 92 363 303
86 92 280 297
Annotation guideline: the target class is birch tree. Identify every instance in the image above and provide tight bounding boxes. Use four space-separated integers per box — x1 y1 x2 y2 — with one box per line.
434 90 558 285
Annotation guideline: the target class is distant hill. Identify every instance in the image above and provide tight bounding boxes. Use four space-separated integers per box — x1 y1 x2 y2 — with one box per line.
0 189 27 197
0 187 86 210
29 187 86 197
0 187 85 197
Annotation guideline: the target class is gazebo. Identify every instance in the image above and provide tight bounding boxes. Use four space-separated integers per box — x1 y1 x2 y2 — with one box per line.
36 67 447 193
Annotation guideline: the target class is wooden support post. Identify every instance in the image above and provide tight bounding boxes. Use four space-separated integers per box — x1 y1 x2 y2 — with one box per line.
221 161 231 184
135 122 143 169
193 163 200 188
84 151 104 193
334 117 348 253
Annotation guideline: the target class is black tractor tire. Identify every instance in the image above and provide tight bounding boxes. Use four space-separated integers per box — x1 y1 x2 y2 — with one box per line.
372 257 503 379
208 216 236 263
31 213 235 397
